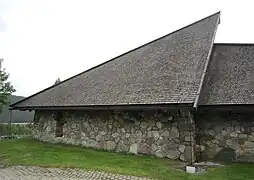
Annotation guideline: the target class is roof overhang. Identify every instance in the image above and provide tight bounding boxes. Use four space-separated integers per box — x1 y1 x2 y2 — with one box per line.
10 103 193 111
199 104 254 112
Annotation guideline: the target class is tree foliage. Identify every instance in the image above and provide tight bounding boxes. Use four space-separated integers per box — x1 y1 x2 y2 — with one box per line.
54 78 61 85
0 59 15 112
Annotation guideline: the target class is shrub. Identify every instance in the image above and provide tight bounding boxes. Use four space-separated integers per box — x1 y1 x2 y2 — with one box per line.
0 123 32 136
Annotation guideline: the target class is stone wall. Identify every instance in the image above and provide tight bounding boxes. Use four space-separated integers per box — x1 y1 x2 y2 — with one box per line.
32 109 254 162
197 111 254 162
33 109 195 161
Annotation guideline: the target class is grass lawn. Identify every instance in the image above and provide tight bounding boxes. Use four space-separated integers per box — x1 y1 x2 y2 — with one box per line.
1 139 254 180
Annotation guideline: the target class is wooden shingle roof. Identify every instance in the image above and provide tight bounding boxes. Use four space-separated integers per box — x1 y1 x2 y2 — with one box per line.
11 12 220 110
199 43 254 105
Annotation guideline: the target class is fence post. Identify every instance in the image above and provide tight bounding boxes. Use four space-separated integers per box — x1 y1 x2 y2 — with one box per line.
8 109 12 137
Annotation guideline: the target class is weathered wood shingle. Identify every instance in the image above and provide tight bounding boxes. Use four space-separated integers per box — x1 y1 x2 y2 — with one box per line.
11 12 220 109
199 44 254 105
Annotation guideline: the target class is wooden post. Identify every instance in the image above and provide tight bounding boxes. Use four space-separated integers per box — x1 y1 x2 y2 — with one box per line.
8 109 12 137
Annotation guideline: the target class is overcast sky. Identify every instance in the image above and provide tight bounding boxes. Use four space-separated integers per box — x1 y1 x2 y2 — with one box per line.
0 0 254 97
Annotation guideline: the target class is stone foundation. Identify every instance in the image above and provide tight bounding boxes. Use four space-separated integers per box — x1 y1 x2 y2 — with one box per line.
198 111 254 162
33 109 195 161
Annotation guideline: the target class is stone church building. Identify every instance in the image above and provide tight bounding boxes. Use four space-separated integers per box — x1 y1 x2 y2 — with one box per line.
10 12 254 162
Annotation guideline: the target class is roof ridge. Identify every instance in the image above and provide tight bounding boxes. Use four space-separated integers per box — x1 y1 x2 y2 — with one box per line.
194 13 221 108
10 11 221 108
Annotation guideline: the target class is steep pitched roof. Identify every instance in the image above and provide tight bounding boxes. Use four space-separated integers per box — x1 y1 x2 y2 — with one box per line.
11 12 220 110
199 43 254 105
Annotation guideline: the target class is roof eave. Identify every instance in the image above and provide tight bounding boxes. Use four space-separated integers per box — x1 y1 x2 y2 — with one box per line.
199 104 254 111
10 103 194 111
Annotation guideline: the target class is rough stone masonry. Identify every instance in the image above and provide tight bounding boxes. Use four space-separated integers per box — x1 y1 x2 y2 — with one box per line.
32 109 254 162
197 111 254 162
33 109 195 162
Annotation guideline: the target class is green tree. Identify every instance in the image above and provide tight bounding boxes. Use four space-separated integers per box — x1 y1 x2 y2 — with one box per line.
0 59 15 112
54 78 61 85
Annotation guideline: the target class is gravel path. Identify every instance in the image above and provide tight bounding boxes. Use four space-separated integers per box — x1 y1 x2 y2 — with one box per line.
0 165 152 180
